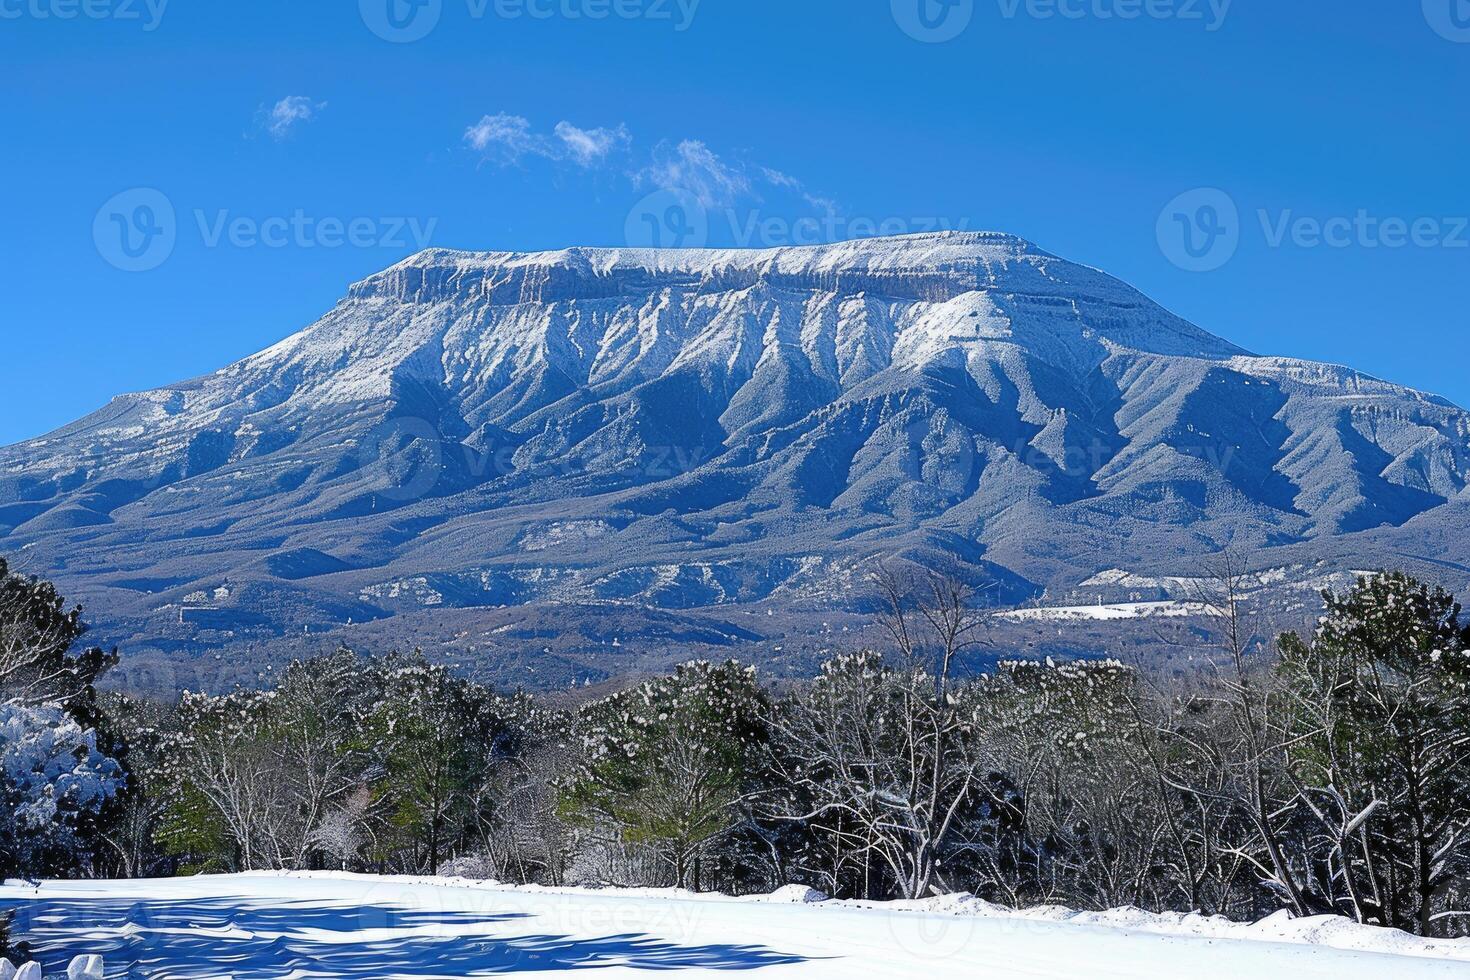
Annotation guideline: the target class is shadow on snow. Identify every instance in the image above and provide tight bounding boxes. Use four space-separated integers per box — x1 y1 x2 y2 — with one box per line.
4 896 810 976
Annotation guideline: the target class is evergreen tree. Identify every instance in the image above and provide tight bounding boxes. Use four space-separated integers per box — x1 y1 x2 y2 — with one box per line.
565 661 768 890
369 654 517 875
0 559 125 879
1278 572 1470 935
0 558 118 724
93 693 177 878
0 702 125 878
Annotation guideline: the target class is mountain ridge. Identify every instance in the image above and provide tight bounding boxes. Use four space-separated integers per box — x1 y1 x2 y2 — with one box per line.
4 231 1468 690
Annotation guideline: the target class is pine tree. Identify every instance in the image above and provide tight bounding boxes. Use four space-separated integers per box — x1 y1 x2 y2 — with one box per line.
0 558 118 723
565 660 768 890
369 653 517 875
0 702 125 878
1278 572 1470 935
0 560 125 878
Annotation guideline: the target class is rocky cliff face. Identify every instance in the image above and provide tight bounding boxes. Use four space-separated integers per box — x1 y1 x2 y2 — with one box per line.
4 232 1468 689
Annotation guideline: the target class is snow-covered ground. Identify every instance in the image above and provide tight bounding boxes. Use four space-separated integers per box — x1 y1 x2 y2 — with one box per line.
4 873 1469 978
996 601 1221 622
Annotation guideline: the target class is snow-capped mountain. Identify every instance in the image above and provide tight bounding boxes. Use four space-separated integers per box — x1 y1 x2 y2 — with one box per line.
4 232 1469 688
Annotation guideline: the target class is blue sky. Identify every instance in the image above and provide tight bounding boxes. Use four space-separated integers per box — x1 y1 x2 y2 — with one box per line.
2 1 1467 445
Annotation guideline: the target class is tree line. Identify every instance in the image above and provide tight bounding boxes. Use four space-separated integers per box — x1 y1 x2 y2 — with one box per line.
2 558 1470 939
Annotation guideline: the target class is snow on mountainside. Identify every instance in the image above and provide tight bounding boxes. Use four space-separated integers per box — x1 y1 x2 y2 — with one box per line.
2 231 1469 690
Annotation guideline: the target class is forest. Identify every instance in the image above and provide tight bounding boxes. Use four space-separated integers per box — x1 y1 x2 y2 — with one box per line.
2 557 1469 942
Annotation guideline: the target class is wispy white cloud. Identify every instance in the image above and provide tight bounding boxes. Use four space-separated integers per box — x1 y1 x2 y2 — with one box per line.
761 167 840 214
263 96 326 140
554 121 631 167
465 113 545 159
463 112 842 218
636 145 842 215
638 140 753 209
465 114 631 168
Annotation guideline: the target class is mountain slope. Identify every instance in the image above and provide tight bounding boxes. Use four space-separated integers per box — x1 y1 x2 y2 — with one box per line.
3 232 1468 689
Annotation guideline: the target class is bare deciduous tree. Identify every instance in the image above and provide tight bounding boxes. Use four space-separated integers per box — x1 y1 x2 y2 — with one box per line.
766 566 993 899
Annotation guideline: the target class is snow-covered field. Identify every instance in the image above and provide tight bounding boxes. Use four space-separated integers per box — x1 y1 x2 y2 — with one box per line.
4 873 1470 978
996 601 1221 622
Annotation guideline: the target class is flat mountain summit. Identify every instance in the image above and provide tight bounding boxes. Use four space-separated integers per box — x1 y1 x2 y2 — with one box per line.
5 232 1469 689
